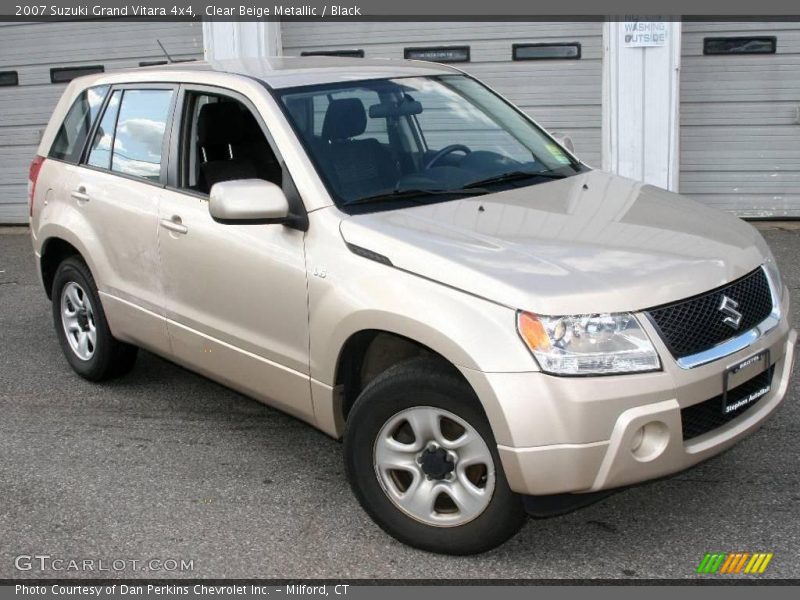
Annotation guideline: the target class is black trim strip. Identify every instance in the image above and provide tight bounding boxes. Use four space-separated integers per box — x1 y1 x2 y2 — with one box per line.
345 243 393 266
50 65 104 84
404 45 470 63
0 70 18 86
703 36 777 55
513 42 582 60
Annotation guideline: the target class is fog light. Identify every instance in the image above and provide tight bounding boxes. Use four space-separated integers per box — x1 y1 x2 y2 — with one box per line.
630 426 645 452
630 421 669 462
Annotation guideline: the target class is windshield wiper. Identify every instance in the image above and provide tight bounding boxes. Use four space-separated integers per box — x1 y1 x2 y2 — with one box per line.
462 170 568 189
344 187 487 207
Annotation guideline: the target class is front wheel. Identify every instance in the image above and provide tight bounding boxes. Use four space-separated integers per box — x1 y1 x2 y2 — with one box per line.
344 358 526 554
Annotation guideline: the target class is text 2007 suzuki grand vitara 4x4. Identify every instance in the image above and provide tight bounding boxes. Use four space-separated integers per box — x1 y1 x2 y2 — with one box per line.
29 57 796 554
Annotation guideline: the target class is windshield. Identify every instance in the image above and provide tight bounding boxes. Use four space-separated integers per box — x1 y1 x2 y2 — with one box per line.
276 74 584 212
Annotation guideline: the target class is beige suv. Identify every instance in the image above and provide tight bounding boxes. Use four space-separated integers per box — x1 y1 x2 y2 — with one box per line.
29 57 796 554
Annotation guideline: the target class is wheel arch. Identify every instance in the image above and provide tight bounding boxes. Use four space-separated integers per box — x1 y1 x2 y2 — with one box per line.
319 309 499 440
334 329 468 422
39 235 91 299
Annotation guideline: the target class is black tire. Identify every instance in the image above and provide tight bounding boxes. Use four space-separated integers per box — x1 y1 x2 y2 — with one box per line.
344 357 526 554
51 256 138 381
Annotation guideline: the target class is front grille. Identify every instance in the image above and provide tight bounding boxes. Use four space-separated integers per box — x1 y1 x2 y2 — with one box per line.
646 268 773 359
681 367 773 441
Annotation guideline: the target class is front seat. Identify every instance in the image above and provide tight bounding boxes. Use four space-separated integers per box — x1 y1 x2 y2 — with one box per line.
235 110 282 185
196 102 258 193
320 98 398 200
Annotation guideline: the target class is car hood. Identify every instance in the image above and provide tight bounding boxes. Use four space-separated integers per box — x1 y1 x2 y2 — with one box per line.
338 171 769 315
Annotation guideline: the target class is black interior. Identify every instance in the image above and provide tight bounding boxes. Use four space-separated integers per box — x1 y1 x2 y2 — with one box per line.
190 97 281 194
300 96 542 202
314 98 399 200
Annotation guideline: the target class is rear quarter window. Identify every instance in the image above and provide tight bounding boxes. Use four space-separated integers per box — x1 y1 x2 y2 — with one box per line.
49 85 109 162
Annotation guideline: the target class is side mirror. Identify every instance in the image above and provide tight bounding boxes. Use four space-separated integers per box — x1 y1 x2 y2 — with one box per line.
209 179 290 224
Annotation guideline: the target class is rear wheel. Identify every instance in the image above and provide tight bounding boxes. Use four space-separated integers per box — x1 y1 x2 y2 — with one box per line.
51 257 138 381
344 358 526 554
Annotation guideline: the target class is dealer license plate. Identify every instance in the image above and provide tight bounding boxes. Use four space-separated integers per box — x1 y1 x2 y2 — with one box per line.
722 350 770 415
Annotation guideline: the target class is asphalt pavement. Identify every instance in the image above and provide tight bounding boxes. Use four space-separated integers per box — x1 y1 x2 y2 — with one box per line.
1 225 799 580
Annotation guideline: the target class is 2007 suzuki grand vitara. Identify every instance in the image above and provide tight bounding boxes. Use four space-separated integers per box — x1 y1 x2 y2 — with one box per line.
29 57 795 554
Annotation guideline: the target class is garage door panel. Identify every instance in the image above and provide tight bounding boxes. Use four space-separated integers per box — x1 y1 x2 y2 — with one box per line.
681 154 800 172
682 29 800 56
683 22 800 33
679 193 800 218
682 171 800 192
682 125 799 143
682 55 800 71
484 90 600 107
680 21 800 216
683 90 798 103
282 22 603 47
0 21 203 222
0 86 69 127
0 145 38 186
0 126 40 148
292 39 603 62
281 21 602 172
442 60 601 75
0 182 27 223
547 129 600 165
9 56 200 87
517 106 601 129
682 101 798 126
0 21 202 68
682 70 800 103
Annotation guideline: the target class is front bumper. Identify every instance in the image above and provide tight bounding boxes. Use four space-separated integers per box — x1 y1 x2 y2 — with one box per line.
462 287 796 496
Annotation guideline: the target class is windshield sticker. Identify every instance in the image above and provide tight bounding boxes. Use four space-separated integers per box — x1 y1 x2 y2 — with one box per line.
546 143 572 165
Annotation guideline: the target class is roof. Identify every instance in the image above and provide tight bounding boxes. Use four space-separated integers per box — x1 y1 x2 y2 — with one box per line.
131 56 460 89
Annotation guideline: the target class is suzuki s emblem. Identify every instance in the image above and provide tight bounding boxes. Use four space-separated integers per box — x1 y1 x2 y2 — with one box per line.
719 295 743 330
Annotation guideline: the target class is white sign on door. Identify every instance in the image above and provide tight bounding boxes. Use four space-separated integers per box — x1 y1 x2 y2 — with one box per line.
622 19 668 48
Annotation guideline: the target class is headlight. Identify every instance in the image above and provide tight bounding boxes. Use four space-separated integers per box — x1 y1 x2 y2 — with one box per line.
517 311 661 376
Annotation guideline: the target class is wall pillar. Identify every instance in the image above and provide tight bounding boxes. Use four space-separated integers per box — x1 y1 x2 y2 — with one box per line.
602 19 681 191
202 21 282 60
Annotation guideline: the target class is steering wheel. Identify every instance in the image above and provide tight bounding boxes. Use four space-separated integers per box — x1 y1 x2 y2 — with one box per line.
425 144 472 170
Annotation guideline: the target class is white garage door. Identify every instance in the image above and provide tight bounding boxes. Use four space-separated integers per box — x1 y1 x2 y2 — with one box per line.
0 21 203 223
281 22 603 165
681 22 800 217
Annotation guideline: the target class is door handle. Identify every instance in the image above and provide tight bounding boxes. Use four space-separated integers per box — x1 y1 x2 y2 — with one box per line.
71 187 90 202
160 216 188 235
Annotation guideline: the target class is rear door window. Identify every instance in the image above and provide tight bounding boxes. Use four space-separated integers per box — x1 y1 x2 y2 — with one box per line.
110 89 174 182
49 85 109 162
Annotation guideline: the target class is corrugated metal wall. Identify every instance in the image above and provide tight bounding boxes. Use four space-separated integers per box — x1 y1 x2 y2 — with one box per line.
680 22 800 217
281 22 603 165
4 21 797 222
0 21 203 223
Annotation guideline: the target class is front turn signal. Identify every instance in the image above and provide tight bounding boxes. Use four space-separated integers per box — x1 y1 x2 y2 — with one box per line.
517 311 551 352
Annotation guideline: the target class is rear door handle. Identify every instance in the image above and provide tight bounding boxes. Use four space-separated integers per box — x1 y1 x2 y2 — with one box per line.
160 216 188 235
71 187 90 202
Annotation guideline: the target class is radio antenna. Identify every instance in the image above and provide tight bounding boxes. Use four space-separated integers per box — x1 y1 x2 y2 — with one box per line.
156 39 174 63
